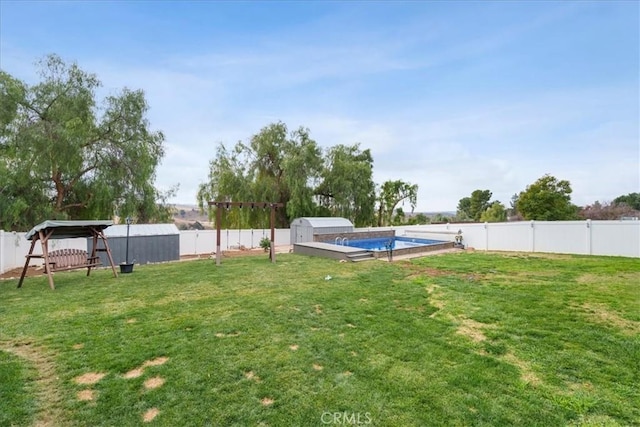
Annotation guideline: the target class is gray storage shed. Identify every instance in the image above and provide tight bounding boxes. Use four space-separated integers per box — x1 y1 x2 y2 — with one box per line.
95 224 180 265
290 217 354 244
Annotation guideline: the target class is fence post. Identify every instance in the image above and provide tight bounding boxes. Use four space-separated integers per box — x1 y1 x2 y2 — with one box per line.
484 222 489 250
0 230 4 274
530 220 536 253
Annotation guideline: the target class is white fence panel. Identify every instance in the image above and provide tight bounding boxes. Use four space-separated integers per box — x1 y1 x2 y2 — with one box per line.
591 221 640 257
534 221 589 255
459 224 491 250
486 222 531 252
179 231 215 255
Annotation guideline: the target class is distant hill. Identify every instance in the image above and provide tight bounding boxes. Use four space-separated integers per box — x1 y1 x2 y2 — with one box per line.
419 211 456 217
172 204 213 229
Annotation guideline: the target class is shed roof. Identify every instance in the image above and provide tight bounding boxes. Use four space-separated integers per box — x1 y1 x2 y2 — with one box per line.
25 220 114 240
103 223 180 237
294 217 354 228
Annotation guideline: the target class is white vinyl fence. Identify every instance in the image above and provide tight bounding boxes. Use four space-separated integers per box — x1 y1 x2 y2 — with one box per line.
397 220 640 258
1 221 638 274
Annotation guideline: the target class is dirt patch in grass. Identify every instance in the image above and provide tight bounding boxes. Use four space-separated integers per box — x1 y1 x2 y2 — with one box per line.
578 303 640 335
426 284 446 317
143 408 160 422
244 371 261 382
313 363 323 371
1 340 65 426
124 357 170 379
404 264 449 281
261 397 274 406
74 372 106 385
497 252 575 261
289 344 299 351
143 357 169 367
501 351 542 386
124 368 144 379
72 343 84 350
215 332 241 338
144 376 165 390
456 318 491 343
77 389 96 401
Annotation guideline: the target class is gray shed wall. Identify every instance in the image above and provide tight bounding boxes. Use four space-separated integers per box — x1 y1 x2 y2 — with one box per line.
291 224 315 244
92 235 179 265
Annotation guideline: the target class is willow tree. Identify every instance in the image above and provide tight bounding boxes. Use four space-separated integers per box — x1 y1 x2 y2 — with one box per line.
315 144 376 227
197 122 323 228
0 54 168 230
376 180 418 226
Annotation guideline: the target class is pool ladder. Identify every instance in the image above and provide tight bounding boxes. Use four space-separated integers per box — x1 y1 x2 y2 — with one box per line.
335 237 349 246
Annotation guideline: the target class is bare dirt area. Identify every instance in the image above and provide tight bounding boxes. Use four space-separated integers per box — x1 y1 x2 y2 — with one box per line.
0 265 45 281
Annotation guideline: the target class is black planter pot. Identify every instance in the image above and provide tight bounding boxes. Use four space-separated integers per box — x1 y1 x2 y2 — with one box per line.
120 263 134 274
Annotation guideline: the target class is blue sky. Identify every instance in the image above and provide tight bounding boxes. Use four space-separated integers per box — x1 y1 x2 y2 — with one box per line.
1 1 638 212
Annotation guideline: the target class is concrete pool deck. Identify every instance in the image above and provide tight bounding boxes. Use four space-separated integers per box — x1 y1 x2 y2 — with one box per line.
293 241 457 262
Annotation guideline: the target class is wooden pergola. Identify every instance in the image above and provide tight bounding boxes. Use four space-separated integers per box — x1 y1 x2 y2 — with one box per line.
17 220 118 290
208 201 284 265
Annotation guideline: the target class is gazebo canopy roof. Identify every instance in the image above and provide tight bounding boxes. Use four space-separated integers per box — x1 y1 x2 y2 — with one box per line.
25 220 114 240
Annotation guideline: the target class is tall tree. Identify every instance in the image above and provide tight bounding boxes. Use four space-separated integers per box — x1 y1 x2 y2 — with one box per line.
516 174 578 220
456 197 472 221
376 180 418 226
456 189 492 221
0 54 168 230
197 122 323 228
470 190 492 221
316 144 376 227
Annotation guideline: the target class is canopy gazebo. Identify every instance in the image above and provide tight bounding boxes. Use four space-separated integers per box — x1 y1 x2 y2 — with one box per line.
17 220 118 290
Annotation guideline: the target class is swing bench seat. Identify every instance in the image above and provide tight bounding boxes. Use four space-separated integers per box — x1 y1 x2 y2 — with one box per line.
41 249 102 271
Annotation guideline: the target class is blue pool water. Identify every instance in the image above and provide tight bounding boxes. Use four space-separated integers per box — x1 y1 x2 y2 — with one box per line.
341 237 446 252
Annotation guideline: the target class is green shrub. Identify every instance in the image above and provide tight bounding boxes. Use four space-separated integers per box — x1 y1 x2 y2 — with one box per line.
259 237 271 252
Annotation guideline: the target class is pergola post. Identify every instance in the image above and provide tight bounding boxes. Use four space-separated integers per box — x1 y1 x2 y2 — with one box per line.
270 203 276 263
216 204 222 266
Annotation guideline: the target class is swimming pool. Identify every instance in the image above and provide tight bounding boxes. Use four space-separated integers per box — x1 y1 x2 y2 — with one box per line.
343 236 447 252
295 235 455 261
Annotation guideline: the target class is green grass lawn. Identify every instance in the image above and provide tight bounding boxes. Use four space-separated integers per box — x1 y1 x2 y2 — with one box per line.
1 251 638 426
